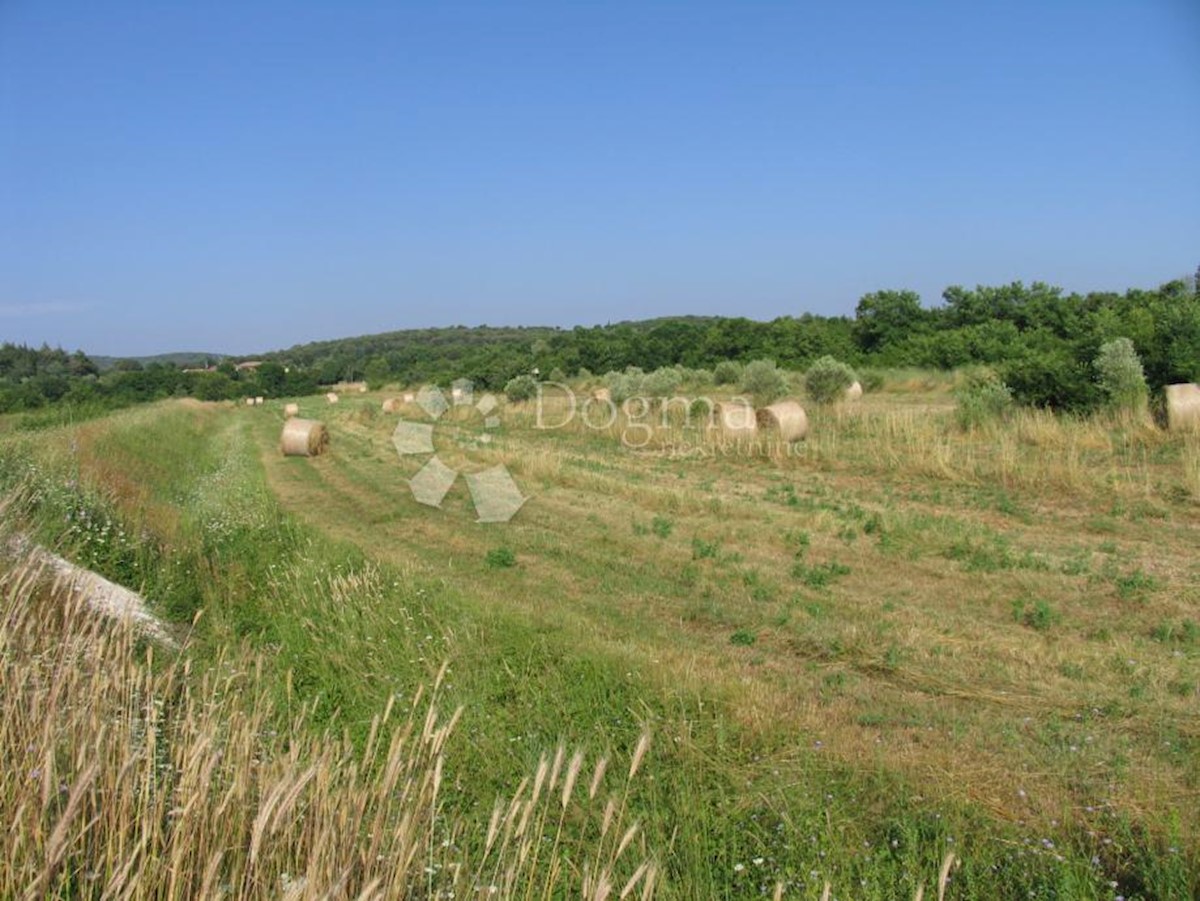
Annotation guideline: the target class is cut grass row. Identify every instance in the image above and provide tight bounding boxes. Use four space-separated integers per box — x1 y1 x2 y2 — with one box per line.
1 397 1196 898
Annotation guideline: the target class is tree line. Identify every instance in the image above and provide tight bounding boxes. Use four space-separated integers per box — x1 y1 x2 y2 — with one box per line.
3 276 1197 417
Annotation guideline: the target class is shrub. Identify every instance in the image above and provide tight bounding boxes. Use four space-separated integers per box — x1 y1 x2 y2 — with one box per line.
607 367 646 404
548 367 566 384
860 370 885 393
740 359 787 404
1094 338 1148 414
804 356 858 404
643 366 684 398
1001 350 1098 411
954 367 1014 430
712 360 742 385
504 375 537 402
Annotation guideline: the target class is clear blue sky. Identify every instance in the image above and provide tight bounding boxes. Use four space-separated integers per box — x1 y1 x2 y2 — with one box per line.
2 1 1197 356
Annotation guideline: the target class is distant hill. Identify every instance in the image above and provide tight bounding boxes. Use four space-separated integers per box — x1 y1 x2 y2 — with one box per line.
91 352 228 372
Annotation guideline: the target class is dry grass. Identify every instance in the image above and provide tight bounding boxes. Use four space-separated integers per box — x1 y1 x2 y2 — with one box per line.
0 543 658 900
8 392 1198 897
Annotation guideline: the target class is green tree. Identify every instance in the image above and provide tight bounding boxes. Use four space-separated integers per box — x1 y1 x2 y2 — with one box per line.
853 290 925 354
256 362 287 396
364 356 391 390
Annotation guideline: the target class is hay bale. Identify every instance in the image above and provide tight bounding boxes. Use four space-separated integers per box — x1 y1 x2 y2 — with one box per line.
245 398 255 407
714 400 757 438
757 401 808 441
254 396 264 406
280 419 329 457
326 392 339 404
403 392 415 403
844 381 863 402
382 398 399 413
593 387 612 402
1166 383 1200 431
284 403 300 418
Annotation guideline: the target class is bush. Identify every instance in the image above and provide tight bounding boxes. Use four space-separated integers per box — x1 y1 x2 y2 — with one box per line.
860 370 885 393
1094 338 1148 414
643 366 683 398
1001 351 1098 411
803 356 858 404
548 367 566 384
504 375 537 402
954 367 1014 430
740 359 787 404
712 360 742 385
607 367 646 404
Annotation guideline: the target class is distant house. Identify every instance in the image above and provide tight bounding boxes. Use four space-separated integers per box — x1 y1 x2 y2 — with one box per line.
235 361 263 372
182 366 216 374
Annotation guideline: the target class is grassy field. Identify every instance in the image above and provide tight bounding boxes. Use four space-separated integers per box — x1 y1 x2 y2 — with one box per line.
2 376 1198 899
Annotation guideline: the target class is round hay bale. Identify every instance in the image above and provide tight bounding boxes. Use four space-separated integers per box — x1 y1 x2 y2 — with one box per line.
245 397 255 407
757 401 808 441
593 387 612 402
325 392 339 404
714 400 757 438
382 398 400 413
283 402 300 418
254 396 264 405
403 392 415 403
844 381 863 402
1166 383 1200 431
280 419 329 457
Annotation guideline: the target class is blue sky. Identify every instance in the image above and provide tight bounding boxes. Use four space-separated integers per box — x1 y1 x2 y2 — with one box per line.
1 1 1197 356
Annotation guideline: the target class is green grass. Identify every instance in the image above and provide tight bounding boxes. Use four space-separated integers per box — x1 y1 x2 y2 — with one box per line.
2 394 1198 899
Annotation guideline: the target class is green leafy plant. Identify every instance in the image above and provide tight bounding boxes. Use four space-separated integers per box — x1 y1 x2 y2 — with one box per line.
739 359 787 405
504 375 537 402
1094 337 1148 414
712 360 742 385
485 546 517 568
803 356 858 404
1011 597 1059 631
954 367 1014 430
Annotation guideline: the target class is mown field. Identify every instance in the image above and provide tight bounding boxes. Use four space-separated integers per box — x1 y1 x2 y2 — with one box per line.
2 375 1198 899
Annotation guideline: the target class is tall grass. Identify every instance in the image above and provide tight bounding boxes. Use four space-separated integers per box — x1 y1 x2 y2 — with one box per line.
0 548 657 900
5 398 1195 899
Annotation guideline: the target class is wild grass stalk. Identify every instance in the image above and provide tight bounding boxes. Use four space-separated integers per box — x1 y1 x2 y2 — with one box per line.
0 545 658 900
